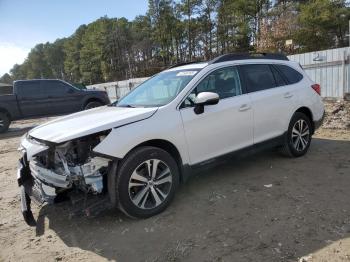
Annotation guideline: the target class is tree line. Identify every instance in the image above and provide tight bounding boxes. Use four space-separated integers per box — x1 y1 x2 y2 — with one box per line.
1 0 349 85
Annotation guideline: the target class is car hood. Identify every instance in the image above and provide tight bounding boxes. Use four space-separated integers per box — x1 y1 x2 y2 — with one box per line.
28 106 158 143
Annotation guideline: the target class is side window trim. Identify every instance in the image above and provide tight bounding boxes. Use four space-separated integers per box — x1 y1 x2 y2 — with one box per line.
237 65 248 95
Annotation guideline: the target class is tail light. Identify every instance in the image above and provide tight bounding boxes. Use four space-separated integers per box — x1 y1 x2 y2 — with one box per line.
311 84 321 95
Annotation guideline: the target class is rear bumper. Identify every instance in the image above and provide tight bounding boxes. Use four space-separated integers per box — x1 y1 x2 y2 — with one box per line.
314 110 325 131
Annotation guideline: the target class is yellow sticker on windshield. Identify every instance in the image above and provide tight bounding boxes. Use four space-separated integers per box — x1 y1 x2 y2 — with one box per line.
176 71 197 76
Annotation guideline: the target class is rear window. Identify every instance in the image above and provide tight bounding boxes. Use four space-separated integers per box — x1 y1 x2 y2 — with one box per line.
240 64 276 92
275 64 303 84
270 65 287 87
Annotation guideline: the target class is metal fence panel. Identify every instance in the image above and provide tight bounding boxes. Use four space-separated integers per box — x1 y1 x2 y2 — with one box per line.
288 47 349 99
87 77 149 102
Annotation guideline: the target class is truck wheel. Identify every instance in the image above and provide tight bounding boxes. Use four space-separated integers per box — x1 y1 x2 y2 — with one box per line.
116 146 179 218
282 112 312 157
0 112 10 133
84 101 103 110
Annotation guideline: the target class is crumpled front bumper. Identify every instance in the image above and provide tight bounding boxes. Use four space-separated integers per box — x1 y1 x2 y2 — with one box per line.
17 153 113 226
17 147 62 226
17 154 37 226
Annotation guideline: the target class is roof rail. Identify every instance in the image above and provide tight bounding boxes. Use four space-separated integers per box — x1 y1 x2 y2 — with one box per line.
210 53 289 64
167 61 202 69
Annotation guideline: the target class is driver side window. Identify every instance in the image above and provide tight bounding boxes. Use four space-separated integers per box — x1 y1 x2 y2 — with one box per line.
183 66 242 107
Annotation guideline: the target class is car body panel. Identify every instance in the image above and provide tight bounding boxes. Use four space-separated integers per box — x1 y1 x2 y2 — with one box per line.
28 106 158 143
93 107 191 165
249 84 300 144
180 94 253 164
20 135 49 160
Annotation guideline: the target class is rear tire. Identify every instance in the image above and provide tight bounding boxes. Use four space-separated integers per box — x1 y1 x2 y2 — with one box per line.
0 112 10 133
282 112 312 157
84 101 103 110
116 146 179 218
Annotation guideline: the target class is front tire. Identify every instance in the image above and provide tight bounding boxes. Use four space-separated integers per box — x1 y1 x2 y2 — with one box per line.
116 146 179 218
282 112 312 157
0 112 10 133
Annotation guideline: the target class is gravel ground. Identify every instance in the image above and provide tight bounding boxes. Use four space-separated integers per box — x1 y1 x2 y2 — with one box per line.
0 102 349 262
323 101 350 129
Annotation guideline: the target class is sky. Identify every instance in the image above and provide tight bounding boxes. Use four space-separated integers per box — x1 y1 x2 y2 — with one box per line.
0 0 149 76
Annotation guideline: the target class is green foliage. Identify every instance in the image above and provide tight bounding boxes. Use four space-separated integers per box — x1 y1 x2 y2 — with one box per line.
0 73 13 84
296 0 350 52
5 0 350 84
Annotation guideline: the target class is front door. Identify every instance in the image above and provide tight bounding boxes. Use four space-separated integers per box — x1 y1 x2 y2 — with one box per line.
42 80 81 115
180 66 253 165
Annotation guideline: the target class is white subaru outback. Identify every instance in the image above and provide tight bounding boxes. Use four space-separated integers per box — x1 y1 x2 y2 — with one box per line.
18 53 325 225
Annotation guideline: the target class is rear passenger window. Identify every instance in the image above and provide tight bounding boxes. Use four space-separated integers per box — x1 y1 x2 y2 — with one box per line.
17 81 44 98
271 65 287 87
275 64 303 84
240 64 276 92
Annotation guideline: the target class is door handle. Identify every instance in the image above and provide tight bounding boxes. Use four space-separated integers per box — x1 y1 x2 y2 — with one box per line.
284 92 293 98
239 104 251 112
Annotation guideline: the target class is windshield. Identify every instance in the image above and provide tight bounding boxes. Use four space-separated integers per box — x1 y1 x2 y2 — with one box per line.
117 69 199 107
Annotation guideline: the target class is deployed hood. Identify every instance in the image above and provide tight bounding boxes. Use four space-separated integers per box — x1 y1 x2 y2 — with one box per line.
28 106 157 143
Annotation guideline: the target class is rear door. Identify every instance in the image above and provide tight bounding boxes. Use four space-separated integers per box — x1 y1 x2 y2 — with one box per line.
180 66 253 165
239 64 298 144
16 81 50 117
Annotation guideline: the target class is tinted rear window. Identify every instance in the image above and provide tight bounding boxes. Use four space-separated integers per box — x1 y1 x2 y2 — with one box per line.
240 64 276 92
271 65 287 87
275 64 303 84
16 81 43 98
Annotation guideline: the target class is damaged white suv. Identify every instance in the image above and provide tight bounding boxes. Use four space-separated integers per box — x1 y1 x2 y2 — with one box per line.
18 53 325 225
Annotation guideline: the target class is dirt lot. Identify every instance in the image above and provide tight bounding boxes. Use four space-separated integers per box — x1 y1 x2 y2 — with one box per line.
0 103 350 262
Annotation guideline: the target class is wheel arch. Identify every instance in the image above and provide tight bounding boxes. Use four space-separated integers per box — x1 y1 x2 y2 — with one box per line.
83 97 104 109
129 139 186 182
0 107 11 120
294 106 314 133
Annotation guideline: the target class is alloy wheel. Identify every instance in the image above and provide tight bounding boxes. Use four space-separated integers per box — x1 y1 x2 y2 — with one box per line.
291 119 310 152
128 159 172 209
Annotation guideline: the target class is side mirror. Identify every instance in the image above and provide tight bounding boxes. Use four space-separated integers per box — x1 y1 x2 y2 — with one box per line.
67 88 75 94
194 92 219 114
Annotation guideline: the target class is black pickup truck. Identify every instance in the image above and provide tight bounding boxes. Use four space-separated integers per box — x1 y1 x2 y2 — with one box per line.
0 79 110 133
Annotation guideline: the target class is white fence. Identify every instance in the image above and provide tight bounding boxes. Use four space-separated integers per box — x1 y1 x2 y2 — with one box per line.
288 47 350 99
87 77 149 102
88 47 350 101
